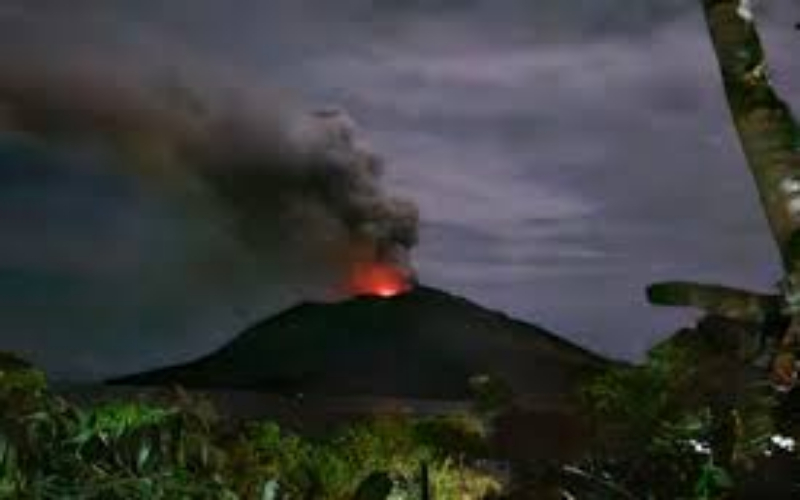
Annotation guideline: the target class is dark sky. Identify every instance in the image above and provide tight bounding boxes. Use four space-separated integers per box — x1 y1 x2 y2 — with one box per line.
1 0 799 378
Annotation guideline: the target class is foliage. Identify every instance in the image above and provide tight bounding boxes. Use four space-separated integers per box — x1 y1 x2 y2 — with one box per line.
1 361 237 498
582 343 696 441
232 414 498 499
576 340 783 499
0 353 500 499
413 413 489 459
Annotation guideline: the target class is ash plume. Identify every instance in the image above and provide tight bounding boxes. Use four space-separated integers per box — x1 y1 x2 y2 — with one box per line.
0 67 419 296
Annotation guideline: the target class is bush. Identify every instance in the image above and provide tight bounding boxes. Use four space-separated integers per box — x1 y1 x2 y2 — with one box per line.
576 341 780 499
0 353 501 499
235 414 499 499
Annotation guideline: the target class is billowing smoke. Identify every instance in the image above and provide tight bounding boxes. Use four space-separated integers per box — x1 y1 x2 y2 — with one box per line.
0 67 419 298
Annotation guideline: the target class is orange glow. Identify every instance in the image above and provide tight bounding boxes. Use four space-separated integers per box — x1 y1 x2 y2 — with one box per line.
349 263 410 298
374 285 400 298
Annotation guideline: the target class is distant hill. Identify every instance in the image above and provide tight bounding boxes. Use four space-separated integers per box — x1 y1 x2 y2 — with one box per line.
110 285 611 401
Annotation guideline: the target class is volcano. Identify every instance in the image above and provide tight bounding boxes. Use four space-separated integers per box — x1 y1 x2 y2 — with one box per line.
110 285 611 400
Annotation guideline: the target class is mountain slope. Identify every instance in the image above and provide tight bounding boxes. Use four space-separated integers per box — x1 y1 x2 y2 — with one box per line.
110 285 610 400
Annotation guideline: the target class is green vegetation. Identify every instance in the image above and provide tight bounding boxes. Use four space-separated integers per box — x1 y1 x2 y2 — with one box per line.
228 415 497 499
574 334 795 499
2 329 798 499
0 354 500 499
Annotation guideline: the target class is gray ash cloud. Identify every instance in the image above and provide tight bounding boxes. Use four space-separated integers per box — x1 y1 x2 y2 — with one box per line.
0 67 419 293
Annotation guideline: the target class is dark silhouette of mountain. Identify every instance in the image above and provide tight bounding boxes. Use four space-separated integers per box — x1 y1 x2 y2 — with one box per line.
110 285 611 400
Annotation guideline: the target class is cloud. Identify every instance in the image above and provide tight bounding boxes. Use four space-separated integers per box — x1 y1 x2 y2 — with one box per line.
284 0 798 357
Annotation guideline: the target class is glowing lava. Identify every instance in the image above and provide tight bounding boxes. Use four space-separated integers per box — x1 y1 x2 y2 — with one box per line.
349 263 410 298
374 284 401 298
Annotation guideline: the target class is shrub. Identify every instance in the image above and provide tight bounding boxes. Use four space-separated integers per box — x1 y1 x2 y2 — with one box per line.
577 341 780 499
0 353 501 499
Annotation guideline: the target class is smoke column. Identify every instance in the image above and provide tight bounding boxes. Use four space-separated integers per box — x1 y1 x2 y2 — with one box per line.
0 66 419 299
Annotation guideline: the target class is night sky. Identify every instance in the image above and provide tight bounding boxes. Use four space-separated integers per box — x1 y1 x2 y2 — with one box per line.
1 0 799 379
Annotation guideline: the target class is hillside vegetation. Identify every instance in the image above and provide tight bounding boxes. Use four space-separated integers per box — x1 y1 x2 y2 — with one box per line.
0 353 500 499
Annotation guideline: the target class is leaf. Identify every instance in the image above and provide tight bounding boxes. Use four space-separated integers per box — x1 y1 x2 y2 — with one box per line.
137 442 152 472
261 479 279 500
